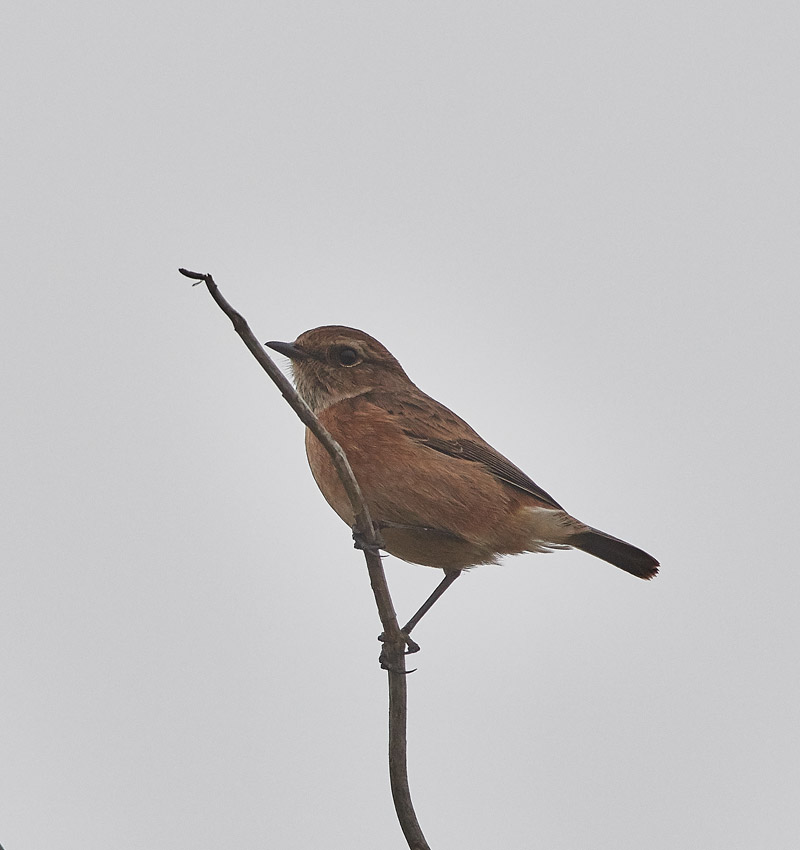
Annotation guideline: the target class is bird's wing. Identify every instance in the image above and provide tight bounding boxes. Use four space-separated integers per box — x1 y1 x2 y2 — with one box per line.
404 434 565 510
362 389 565 510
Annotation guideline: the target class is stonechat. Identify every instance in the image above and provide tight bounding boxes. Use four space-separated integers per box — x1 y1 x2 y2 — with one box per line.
266 326 659 603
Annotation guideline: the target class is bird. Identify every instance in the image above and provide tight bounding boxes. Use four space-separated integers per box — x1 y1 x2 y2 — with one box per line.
266 326 658 636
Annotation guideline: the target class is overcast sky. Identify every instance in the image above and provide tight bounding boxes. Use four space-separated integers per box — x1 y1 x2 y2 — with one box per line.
2 2 798 848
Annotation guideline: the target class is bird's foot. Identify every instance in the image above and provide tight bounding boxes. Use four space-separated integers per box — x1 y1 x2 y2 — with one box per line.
378 631 420 655
378 637 419 673
351 525 385 554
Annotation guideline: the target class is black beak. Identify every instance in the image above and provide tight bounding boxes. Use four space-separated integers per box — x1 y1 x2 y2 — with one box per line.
265 340 308 360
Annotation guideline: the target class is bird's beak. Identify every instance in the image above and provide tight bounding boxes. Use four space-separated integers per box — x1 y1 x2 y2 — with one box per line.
265 340 308 360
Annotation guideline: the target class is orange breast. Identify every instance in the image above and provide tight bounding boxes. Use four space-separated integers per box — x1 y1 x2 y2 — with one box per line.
303 398 539 568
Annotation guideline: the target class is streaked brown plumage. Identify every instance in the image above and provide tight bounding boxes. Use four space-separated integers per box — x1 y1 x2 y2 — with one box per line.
267 326 658 579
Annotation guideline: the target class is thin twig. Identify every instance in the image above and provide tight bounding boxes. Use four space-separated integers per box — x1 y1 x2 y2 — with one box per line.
182 268 431 850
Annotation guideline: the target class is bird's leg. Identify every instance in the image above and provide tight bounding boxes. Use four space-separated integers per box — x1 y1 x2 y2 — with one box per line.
400 569 462 649
377 570 462 655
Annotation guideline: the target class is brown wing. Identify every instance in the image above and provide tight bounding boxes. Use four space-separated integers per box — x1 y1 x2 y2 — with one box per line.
359 388 565 510
404 434 565 510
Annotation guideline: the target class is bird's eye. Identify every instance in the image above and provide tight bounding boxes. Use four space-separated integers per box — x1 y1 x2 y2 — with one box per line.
337 347 360 367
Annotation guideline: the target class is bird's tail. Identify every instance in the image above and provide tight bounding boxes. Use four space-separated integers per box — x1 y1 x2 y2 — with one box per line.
570 527 659 580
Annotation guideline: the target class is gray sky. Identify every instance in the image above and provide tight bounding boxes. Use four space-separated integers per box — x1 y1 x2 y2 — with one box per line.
2 2 798 848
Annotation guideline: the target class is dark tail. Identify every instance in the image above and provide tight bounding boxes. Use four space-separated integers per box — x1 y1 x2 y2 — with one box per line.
570 527 659 580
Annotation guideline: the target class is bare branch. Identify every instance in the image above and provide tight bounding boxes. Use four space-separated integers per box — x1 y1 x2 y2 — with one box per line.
182 268 431 850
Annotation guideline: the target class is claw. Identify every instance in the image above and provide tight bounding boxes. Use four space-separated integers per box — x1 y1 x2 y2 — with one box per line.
379 646 417 673
352 526 384 554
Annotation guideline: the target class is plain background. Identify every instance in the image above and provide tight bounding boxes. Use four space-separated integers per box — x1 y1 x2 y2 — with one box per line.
2 2 798 848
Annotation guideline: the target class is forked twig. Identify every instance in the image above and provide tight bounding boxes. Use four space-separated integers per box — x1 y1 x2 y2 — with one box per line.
181 268 431 850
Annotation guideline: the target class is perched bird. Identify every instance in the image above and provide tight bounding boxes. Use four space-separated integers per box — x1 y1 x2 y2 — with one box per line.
267 326 658 633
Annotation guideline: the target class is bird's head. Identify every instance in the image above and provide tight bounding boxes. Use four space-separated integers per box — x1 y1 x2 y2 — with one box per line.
266 326 412 411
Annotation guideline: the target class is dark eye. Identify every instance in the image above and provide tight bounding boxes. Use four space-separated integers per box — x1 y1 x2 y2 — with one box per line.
337 347 360 366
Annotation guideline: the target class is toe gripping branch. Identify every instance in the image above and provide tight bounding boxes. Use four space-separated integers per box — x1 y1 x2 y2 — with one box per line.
352 525 385 555
378 632 420 673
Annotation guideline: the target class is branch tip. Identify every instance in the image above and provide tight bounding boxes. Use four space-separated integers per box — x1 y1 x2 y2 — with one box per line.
178 267 205 280
179 267 216 287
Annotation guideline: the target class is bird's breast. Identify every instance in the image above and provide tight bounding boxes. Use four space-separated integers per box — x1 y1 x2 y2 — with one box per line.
303 399 548 568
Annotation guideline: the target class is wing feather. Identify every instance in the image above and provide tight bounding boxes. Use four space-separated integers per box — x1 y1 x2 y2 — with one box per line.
404 434 565 510
359 388 564 511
